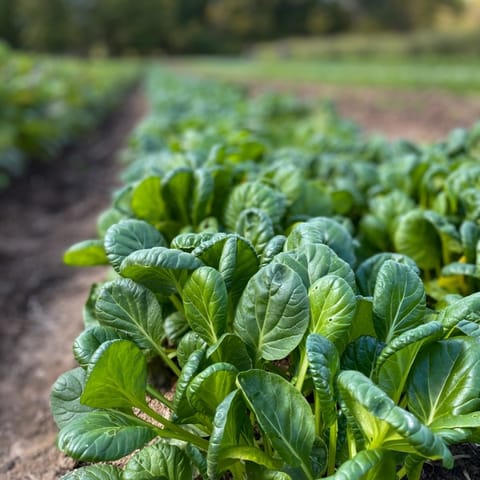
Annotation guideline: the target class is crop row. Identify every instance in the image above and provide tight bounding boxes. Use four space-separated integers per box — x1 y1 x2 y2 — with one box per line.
52 69 480 480
0 42 138 187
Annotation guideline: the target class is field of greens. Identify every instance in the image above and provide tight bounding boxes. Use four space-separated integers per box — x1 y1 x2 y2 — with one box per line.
0 43 137 188
51 69 480 480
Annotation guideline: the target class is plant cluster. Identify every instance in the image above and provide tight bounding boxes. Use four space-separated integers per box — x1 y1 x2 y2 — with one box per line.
52 70 480 480
0 43 138 188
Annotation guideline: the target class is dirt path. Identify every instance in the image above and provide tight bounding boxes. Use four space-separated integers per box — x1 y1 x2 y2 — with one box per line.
0 89 147 480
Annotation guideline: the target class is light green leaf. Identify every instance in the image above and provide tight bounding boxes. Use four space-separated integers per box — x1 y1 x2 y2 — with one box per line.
207 390 253 479
274 244 356 291
394 210 438 269
285 217 355 267
183 266 227 345
373 260 426 343
124 442 192 480
323 449 385 480
64 239 108 266
224 181 286 230
376 321 444 403
73 326 127 368
407 338 480 426
237 370 315 474
437 292 480 331
95 279 164 352
187 363 238 418
120 247 203 294
57 411 155 461
177 332 207 368
309 275 357 353
81 340 147 409
131 176 166 222
161 167 194 224
104 219 166 272
234 263 310 362
192 168 214 226
173 348 207 421
337 370 452 467
193 234 259 307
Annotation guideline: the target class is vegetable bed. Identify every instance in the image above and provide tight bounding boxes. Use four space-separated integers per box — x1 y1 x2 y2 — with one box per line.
52 69 480 480
0 43 137 187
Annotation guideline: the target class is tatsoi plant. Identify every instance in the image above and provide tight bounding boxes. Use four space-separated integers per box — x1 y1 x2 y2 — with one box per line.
52 217 480 479
52 71 480 479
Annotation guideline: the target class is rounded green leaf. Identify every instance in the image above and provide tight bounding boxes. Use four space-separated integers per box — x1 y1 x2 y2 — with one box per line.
234 263 310 361
337 370 453 467
58 411 155 462
161 167 194 224
237 370 315 472
407 338 480 426
183 266 228 345
193 234 259 306
393 210 443 271
177 332 207 367
186 363 238 418
223 181 286 230
235 207 275 255
260 235 286 267
309 275 357 353
50 367 93 429
274 243 356 291
373 260 426 343
81 340 147 410
285 217 356 266
323 449 385 480
73 325 127 368
356 252 419 297
95 279 164 352
208 391 255 479
64 239 108 266
120 247 203 294
104 219 166 272
124 442 192 480
131 176 167 222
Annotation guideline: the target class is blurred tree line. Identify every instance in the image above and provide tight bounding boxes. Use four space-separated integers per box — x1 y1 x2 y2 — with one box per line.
0 0 463 55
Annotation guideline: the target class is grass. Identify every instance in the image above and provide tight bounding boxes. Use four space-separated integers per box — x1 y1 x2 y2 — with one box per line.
170 56 480 94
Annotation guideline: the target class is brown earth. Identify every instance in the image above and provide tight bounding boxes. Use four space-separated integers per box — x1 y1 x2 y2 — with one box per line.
1 81 480 480
0 89 147 480
247 81 480 143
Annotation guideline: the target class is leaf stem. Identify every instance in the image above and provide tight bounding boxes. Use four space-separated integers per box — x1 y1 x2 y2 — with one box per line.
146 384 173 409
397 465 407 479
169 293 185 314
140 403 209 451
154 345 181 377
314 392 322 435
295 349 309 392
327 420 338 476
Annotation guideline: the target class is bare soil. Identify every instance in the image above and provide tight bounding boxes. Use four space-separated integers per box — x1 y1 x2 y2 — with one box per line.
0 89 147 480
247 81 480 143
1 82 480 480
